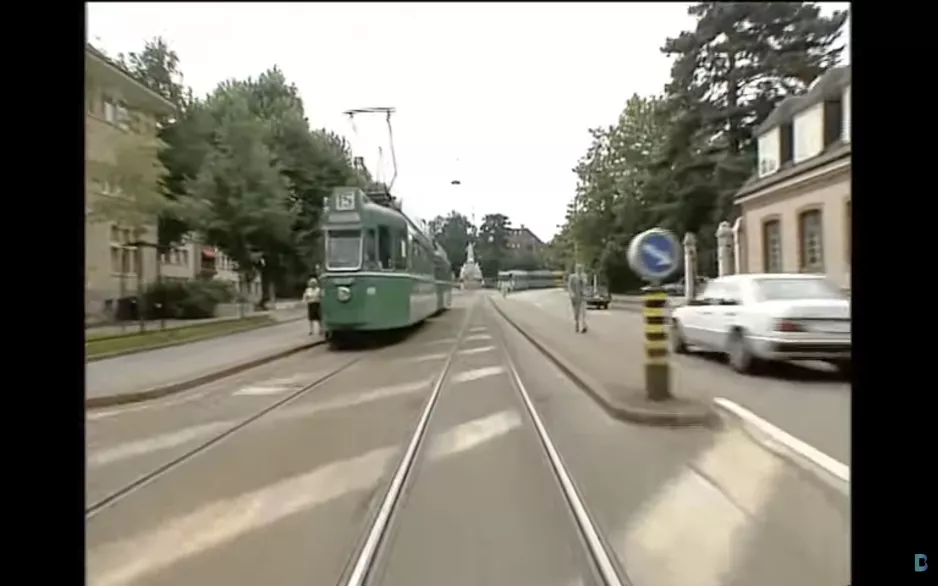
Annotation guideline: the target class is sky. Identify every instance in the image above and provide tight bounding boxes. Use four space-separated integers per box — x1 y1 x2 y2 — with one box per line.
87 2 850 243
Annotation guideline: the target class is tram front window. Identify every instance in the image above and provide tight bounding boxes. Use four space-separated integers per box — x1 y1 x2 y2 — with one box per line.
326 230 362 270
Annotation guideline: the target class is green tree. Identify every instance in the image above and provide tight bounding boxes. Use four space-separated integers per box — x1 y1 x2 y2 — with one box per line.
430 211 475 275
476 213 511 278
183 93 293 315
656 2 847 261
564 94 672 291
114 37 193 250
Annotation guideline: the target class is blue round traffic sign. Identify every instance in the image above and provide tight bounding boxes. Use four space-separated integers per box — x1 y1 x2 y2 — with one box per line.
627 228 682 282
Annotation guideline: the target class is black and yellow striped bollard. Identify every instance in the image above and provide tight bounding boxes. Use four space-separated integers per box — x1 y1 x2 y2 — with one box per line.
642 286 672 401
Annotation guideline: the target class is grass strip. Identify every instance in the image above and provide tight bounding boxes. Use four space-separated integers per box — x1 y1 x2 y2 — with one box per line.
85 315 274 359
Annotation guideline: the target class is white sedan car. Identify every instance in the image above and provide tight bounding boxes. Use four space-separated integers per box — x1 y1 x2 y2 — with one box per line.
670 273 851 375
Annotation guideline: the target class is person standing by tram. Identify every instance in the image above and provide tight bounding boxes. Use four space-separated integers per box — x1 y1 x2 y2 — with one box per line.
567 263 589 333
303 277 322 336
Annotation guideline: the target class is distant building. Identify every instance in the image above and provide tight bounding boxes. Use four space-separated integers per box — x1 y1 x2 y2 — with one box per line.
734 66 851 290
506 225 545 255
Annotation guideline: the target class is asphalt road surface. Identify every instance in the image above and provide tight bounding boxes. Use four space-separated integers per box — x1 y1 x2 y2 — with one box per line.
85 292 848 586
516 288 851 465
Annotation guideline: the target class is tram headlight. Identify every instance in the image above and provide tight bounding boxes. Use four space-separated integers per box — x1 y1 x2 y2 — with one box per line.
337 286 351 302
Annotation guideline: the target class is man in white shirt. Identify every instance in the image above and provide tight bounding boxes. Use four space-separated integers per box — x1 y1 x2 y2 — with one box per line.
567 264 589 333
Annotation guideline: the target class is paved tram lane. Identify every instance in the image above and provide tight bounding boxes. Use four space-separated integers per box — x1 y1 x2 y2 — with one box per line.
85 299 475 586
368 307 600 586
86 345 345 509
492 294 850 586
515 288 851 465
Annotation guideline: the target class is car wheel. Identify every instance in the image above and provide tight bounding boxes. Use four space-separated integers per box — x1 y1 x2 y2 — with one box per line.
727 330 758 374
671 320 688 354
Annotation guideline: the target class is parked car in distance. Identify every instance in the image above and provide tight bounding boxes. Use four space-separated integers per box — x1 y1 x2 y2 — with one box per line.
643 276 709 295
670 273 850 375
586 285 611 310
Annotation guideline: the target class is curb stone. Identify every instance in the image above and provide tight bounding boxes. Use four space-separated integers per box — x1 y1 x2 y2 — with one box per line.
489 298 716 428
85 339 323 410
712 397 850 494
86 315 305 363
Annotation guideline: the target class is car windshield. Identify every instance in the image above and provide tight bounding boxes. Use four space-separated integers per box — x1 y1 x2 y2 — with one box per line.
753 277 846 301
326 230 362 270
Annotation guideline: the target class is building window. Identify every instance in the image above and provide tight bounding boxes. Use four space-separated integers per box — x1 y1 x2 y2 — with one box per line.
109 223 136 276
779 122 794 166
823 99 843 148
103 97 130 129
762 219 782 273
799 209 824 273
181 249 189 267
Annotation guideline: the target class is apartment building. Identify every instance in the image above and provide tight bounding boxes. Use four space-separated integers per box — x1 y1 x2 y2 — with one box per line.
85 44 175 317
85 45 260 318
734 66 851 290
506 225 545 254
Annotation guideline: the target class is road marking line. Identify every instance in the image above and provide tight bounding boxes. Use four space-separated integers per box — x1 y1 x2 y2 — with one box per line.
451 365 505 384
469 326 487 333
425 410 522 460
270 379 432 423
87 422 232 468
87 409 522 586
713 397 849 483
87 380 432 468
86 390 212 420
617 428 784 586
464 333 492 341
459 345 495 355
421 337 457 346
402 352 448 363
86 447 399 586
232 385 293 396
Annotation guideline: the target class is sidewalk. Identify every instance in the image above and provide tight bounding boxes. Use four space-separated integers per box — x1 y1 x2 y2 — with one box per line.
491 295 712 424
86 320 321 408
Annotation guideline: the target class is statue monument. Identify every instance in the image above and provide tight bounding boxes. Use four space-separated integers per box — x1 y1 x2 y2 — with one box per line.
459 240 483 289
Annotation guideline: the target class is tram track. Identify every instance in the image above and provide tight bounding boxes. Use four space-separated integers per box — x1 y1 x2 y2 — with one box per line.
337 294 630 586
85 292 631 586
85 353 365 519
85 305 472 520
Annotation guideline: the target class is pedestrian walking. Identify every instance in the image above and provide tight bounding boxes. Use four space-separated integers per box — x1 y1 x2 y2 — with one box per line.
567 264 589 333
303 277 322 336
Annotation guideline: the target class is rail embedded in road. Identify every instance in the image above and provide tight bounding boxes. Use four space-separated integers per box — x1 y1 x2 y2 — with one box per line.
85 354 364 518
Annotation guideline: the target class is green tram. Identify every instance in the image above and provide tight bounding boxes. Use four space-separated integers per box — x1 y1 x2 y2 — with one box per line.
319 187 454 346
497 269 564 291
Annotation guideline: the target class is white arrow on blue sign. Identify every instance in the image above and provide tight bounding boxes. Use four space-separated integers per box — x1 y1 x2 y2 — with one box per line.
627 228 682 282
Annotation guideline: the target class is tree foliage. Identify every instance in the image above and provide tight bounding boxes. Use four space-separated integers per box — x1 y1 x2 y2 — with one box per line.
558 2 848 291
117 37 369 299
430 211 475 276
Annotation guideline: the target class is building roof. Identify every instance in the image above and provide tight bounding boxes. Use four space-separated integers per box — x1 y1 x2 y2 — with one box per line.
85 44 175 114
510 225 545 246
735 141 851 201
755 66 851 137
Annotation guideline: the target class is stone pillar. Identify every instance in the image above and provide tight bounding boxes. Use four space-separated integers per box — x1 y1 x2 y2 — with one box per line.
716 221 733 277
731 218 744 275
683 232 697 302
